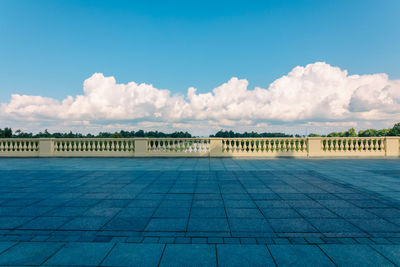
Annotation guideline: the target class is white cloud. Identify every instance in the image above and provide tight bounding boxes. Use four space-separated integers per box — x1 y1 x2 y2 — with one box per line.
1 62 399 135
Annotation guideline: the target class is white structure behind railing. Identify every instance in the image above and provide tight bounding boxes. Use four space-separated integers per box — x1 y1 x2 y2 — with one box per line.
0 137 398 157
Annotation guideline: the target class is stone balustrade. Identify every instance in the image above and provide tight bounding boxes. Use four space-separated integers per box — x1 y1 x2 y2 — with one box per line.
0 137 398 157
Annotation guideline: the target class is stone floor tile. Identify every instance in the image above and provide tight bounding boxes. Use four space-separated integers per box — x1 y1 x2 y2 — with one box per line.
217 244 275 266
188 218 230 232
308 218 363 233
268 244 335 266
229 218 273 232
320 244 395 266
145 218 187 232
269 218 317 233
371 245 400 265
224 237 240 244
261 208 301 219
159 244 216 267
60 216 110 230
101 243 164 266
190 207 226 218
0 242 64 266
44 242 114 266
19 216 70 230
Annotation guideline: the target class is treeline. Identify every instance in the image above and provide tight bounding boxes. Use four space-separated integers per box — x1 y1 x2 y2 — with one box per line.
308 122 400 137
0 129 192 138
1 122 399 138
210 130 295 138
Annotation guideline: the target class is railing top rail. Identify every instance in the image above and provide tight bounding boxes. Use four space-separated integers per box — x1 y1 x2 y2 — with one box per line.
53 138 136 141
0 138 39 141
148 138 210 140
321 137 386 139
220 137 307 140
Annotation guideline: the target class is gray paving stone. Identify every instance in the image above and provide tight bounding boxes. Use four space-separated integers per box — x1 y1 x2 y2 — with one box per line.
269 218 317 233
145 218 187 232
308 218 363 233
217 244 275 266
190 207 226 218
268 244 335 266
44 242 114 266
320 244 395 266
159 244 216 267
188 218 230 232
0 242 64 266
101 243 164 266
371 245 400 265
19 216 70 230
1 158 400 265
229 218 273 232
60 216 110 230
0 242 16 254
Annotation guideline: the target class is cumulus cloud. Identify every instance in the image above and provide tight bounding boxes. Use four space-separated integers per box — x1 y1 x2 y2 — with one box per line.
1 62 399 135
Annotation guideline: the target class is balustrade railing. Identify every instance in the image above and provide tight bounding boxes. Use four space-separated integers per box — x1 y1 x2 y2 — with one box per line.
221 138 307 156
321 137 385 154
0 137 398 157
148 138 210 155
0 139 40 156
53 138 135 156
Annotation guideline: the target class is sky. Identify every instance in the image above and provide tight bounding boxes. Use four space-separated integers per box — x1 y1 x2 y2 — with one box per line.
0 0 399 135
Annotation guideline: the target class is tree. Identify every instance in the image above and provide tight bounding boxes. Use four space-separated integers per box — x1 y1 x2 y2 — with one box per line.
389 123 400 136
4 128 12 138
344 128 357 137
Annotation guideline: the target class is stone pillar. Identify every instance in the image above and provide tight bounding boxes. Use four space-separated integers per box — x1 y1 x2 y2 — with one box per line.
307 137 322 157
134 138 148 157
210 138 223 157
38 138 54 157
385 137 399 157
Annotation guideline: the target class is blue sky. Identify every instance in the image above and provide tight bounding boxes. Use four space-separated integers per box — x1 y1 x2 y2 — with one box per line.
0 0 400 134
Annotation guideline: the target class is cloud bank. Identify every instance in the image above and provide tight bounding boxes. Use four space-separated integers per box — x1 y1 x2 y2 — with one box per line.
1 62 399 135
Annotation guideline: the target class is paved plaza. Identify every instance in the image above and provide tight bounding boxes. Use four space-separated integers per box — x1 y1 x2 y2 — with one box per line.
0 158 399 266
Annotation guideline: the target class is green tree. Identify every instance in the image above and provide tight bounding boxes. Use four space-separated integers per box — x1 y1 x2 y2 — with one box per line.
389 123 400 136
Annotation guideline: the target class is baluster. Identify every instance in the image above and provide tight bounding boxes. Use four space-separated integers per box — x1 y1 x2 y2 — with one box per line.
0 141 3 152
265 140 269 152
359 139 364 151
365 139 370 151
354 139 359 151
109 141 114 151
344 139 349 152
179 139 183 152
105 140 110 151
83 141 88 151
